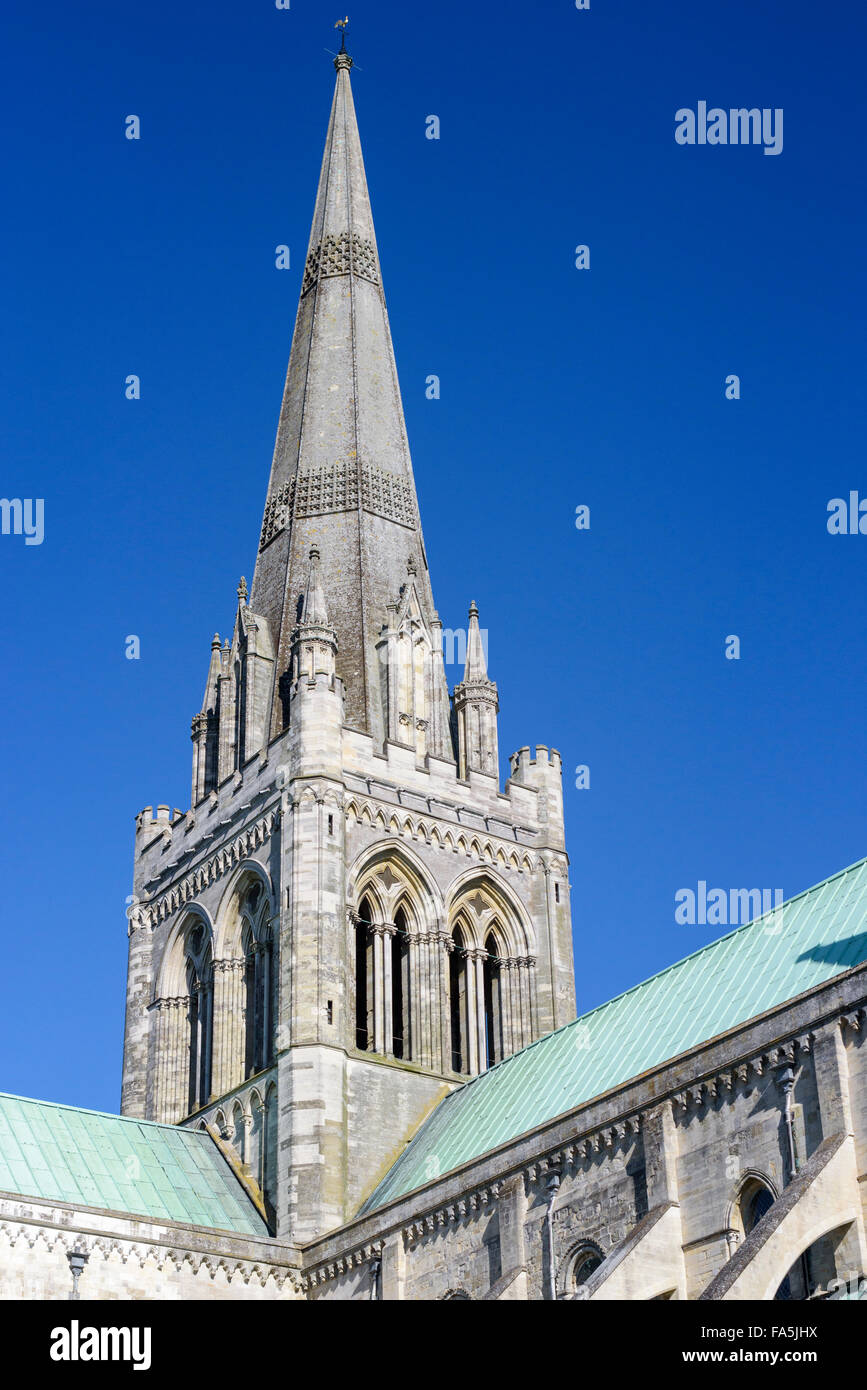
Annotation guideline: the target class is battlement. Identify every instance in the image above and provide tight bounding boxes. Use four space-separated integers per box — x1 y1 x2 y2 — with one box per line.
136 805 184 828
508 745 563 782
135 804 185 852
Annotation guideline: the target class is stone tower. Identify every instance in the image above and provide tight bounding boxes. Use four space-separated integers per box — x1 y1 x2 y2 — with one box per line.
121 44 576 1245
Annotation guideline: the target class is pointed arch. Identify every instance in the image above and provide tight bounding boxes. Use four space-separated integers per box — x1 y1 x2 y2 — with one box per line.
446 870 536 957
446 873 538 1068
726 1170 781 1239
725 1171 799 1298
158 906 214 999
449 919 471 1075
212 861 275 1089
213 859 273 958
391 904 411 1060
483 927 505 1067
347 840 444 928
348 843 443 1061
155 909 214 1122
354 892 376 1051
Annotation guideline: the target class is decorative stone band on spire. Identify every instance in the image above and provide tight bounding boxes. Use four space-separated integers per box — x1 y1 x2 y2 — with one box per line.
259 460 417 550
301 232 379 297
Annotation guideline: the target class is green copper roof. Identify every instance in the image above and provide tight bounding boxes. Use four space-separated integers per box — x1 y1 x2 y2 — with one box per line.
361 854 867 1214
0 1093 268 1237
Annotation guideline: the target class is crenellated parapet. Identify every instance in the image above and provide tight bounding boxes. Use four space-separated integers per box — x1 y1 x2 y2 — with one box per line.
507 745 566 850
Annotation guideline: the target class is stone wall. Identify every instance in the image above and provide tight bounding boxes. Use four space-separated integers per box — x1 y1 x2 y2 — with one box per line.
0 1198 301 1301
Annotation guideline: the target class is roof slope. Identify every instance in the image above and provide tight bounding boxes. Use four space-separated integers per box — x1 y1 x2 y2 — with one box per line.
0 1093 268 1237
361 854 867 1214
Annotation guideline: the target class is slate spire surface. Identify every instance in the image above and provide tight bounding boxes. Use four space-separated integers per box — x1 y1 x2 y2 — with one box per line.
250 47 436 744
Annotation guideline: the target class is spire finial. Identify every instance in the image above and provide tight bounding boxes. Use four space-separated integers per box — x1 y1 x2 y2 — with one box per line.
334 16 352 69
237 575 248 605
309 546 321 566
463 600 488 680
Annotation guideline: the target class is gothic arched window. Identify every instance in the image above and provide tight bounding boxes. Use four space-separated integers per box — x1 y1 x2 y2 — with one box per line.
735 1176 793 1299
391 907 411 1060
355 896 375 1051
241 883 273 1078
184 923 213 1114
483 931 504 1068
745 1185 773 1232
239 883 273 1078
736 1176 776 1238
450 925 470 1074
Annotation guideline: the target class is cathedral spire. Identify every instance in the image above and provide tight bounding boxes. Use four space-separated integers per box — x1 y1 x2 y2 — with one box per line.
249 45 438 747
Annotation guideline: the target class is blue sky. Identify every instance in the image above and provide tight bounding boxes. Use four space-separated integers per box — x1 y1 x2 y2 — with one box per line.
1 0 866 1111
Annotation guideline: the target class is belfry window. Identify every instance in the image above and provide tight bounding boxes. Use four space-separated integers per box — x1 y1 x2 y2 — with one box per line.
184 925 212 1113
355 897 375 1051
483 933 504 1068
391 908 411 1060
450 926 470 1073
240 883 273 1078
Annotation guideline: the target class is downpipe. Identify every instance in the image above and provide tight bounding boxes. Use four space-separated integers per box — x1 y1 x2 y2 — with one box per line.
545 1171 561 1301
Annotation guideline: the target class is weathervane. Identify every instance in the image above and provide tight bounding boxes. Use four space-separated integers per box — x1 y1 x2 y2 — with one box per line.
335 16 349 53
